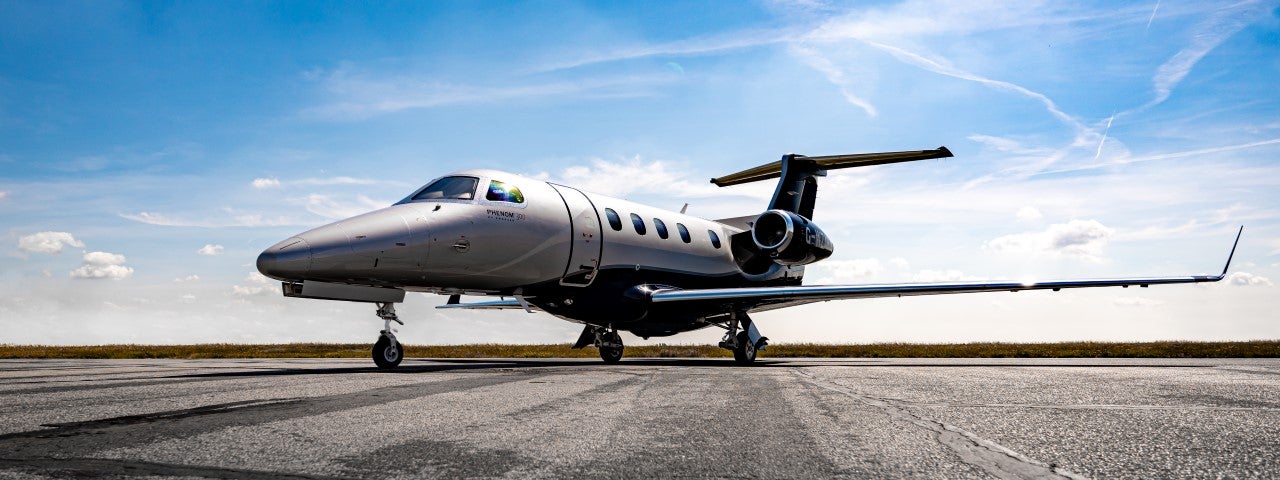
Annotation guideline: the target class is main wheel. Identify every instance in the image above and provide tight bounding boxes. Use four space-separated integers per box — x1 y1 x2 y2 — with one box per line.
373 335 404 369
733 331 756 365
600 344 623 363
599 330 624 363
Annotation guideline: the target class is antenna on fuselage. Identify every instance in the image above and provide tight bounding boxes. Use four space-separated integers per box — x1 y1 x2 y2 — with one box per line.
680 203 689 214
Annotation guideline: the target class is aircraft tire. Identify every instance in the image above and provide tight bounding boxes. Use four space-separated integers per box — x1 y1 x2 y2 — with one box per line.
373 335 403 369
600 344 623 363
732 331 756 365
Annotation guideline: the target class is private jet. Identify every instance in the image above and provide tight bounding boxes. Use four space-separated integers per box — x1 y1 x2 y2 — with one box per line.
256 147 1241 368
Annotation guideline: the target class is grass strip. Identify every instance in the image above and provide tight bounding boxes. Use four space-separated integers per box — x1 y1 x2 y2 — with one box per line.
0 341 1277 359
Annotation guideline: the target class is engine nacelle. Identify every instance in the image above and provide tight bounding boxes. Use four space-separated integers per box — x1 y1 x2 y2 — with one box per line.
751 209 834 265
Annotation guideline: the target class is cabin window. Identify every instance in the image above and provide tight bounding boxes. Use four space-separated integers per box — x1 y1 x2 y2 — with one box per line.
677 223 691 243
630 213 647 235
411 176 478 201
605 208 622 231
708 230 722 249
654 218 669 239
485 180 525 203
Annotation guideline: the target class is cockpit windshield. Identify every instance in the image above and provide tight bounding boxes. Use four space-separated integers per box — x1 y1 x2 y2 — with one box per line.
408 176 478 202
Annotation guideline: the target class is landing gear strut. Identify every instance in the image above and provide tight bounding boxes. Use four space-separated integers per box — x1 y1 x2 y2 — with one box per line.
372 302 404 369
718 312 767 365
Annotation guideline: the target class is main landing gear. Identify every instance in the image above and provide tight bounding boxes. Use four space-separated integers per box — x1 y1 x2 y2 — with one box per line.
372 302 404 369
572 325 624 363
718 312 768 365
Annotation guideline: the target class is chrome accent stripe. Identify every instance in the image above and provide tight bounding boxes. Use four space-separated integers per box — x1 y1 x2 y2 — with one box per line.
649 275 1224 304
435 299 532 310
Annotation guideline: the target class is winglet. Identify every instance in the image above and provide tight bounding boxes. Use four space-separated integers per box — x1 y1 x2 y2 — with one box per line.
1220 226 1243 278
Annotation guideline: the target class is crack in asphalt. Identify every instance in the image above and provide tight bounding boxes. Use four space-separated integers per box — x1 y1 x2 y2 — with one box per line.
793 368 1088 480
0 371 554 476
0 457 342 480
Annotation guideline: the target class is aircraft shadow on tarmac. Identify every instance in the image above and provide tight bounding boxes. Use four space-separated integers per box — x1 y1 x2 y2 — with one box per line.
162 357 1212 379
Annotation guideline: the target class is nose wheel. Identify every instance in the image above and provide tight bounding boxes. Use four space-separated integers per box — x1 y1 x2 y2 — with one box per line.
372 302 405 369
373 334 403 369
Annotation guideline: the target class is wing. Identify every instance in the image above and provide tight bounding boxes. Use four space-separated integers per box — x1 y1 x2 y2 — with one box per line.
650 227 1243 314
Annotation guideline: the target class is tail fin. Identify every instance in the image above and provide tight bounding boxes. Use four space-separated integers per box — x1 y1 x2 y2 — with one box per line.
710 146 953 220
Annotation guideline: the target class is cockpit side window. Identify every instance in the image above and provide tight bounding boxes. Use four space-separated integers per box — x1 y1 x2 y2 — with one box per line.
410 176 478 201
485 180 525 203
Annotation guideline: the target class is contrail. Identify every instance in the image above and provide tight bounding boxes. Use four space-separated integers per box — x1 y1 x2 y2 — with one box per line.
1145 0 1161 34
1095 114 1115 161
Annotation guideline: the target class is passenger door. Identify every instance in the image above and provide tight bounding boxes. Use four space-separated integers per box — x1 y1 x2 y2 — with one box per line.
549 184 602 286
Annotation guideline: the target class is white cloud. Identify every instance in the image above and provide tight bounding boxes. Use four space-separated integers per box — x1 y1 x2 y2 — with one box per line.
1227 272 1272 287
0 191 7 200
233 272 276 296
1016 206 1043 222
296 194 390 220
986 220 1115 261
255 176 393 188
552 156 772 204
252 178 281 188
888 257 910 270
1111 296 1165 307
17 232 85 254
173 275 200 283
912 269 982 282
70 251 134 280
808 258 884 284
197 244 224 256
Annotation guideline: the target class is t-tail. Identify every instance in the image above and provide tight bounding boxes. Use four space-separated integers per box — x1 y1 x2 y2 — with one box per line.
711 146 953 220
709 147 953 273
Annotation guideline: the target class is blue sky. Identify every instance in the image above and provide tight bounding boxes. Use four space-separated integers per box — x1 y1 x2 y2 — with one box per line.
2 0 1278 345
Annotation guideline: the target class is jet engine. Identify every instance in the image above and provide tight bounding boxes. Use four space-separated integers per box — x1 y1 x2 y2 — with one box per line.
751 209 834 265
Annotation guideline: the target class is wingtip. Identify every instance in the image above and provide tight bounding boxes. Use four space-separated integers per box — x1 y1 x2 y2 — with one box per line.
937 146 954 158
1220 225 1244 278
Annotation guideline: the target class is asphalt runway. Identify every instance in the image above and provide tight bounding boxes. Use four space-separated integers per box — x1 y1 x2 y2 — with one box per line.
1 357 1278 479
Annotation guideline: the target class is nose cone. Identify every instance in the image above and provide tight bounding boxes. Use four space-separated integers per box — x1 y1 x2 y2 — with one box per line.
257 237 312 281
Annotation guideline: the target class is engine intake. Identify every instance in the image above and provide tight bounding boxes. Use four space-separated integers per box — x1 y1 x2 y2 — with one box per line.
751 209 834 265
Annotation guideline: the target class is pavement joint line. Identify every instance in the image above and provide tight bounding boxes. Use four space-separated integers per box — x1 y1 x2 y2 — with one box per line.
792 368 1088 480
901 402 1280 412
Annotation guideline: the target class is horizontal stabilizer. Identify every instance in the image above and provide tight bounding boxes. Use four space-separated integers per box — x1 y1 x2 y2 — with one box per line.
711 146 953 187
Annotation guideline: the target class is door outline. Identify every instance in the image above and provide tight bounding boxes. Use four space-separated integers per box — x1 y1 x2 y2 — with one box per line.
549 183 604 287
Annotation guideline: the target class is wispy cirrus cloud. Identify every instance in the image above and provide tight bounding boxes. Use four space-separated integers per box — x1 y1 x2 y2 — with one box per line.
533 28 798 73
295 194 390 220
251 176 398 189
302 65 680 120
1128 0 1269 115
787 45 878 117
120 211 308 228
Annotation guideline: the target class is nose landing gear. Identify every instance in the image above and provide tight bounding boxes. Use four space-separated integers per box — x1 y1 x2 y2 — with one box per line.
373 302 405 369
